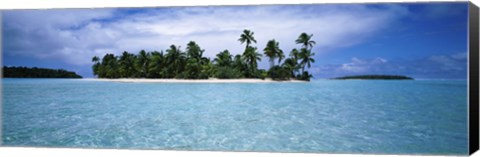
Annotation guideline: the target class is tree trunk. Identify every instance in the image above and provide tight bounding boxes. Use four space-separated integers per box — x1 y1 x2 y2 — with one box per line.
269 58 274 69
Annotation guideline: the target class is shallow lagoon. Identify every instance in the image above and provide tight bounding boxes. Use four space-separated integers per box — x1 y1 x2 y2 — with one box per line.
1 79 468 154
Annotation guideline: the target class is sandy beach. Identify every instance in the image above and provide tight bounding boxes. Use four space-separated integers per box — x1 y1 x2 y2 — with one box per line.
82 78 307 83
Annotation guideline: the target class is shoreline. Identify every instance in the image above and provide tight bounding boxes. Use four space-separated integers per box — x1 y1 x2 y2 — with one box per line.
82 78 308 83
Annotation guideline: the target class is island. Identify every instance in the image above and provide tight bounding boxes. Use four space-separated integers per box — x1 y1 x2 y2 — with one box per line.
91 30 316 81
332 75 414 80
2 66 82 78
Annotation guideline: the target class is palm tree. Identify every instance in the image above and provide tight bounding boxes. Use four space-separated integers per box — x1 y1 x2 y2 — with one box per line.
184 57 202 79
294 33 316 78
278 51 285 65
213 50 233 67
101 53 119 78
289 48 300 61
263 39 284 69
233 54 245 68
148 51 165 78
186 41 204 60
288 48 301 76
92 56 100 77
118 51 137 78
282 58 297 78
238 29 257 49
233 54 247 77
238 30 259 78
299 48 315 73
200 60 215 78
92 56 100 63
295 32 316 50
136 50 150 78
165 45 186 77
242 46 262 77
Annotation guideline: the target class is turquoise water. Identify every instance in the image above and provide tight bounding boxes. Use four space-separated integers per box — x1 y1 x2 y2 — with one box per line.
1 79 468 155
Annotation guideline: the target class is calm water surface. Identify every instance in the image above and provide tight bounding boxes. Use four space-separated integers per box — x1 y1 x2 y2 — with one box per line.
1 79 468 155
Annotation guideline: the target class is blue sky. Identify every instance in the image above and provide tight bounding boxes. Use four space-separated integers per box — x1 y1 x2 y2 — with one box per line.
2 2 469 79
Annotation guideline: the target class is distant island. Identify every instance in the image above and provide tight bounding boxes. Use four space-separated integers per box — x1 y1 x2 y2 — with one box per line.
3 66 82 78
92 30 316 81
332 75 414 80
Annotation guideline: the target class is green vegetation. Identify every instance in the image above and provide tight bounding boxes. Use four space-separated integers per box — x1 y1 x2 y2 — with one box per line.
332 75 414 80
3 66 82 78
92 30 316 81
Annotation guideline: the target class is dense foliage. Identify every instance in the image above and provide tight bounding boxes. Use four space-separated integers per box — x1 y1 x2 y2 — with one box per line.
332 75 414 80
268 66 291 81
3 66 82 78
92 30 316 81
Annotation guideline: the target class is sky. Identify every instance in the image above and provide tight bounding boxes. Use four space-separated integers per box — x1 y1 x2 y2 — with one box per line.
1 2 469 79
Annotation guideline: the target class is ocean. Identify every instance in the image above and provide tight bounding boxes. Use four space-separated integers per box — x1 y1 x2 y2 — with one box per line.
1 78 468 155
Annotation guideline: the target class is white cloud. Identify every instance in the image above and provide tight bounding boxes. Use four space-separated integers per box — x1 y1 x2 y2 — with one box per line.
428 52 467 71
450 52 467 60
3 4 409 69
340 57 388 73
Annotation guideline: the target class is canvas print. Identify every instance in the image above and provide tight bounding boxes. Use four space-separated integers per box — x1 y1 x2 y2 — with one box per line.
1 2 470 155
